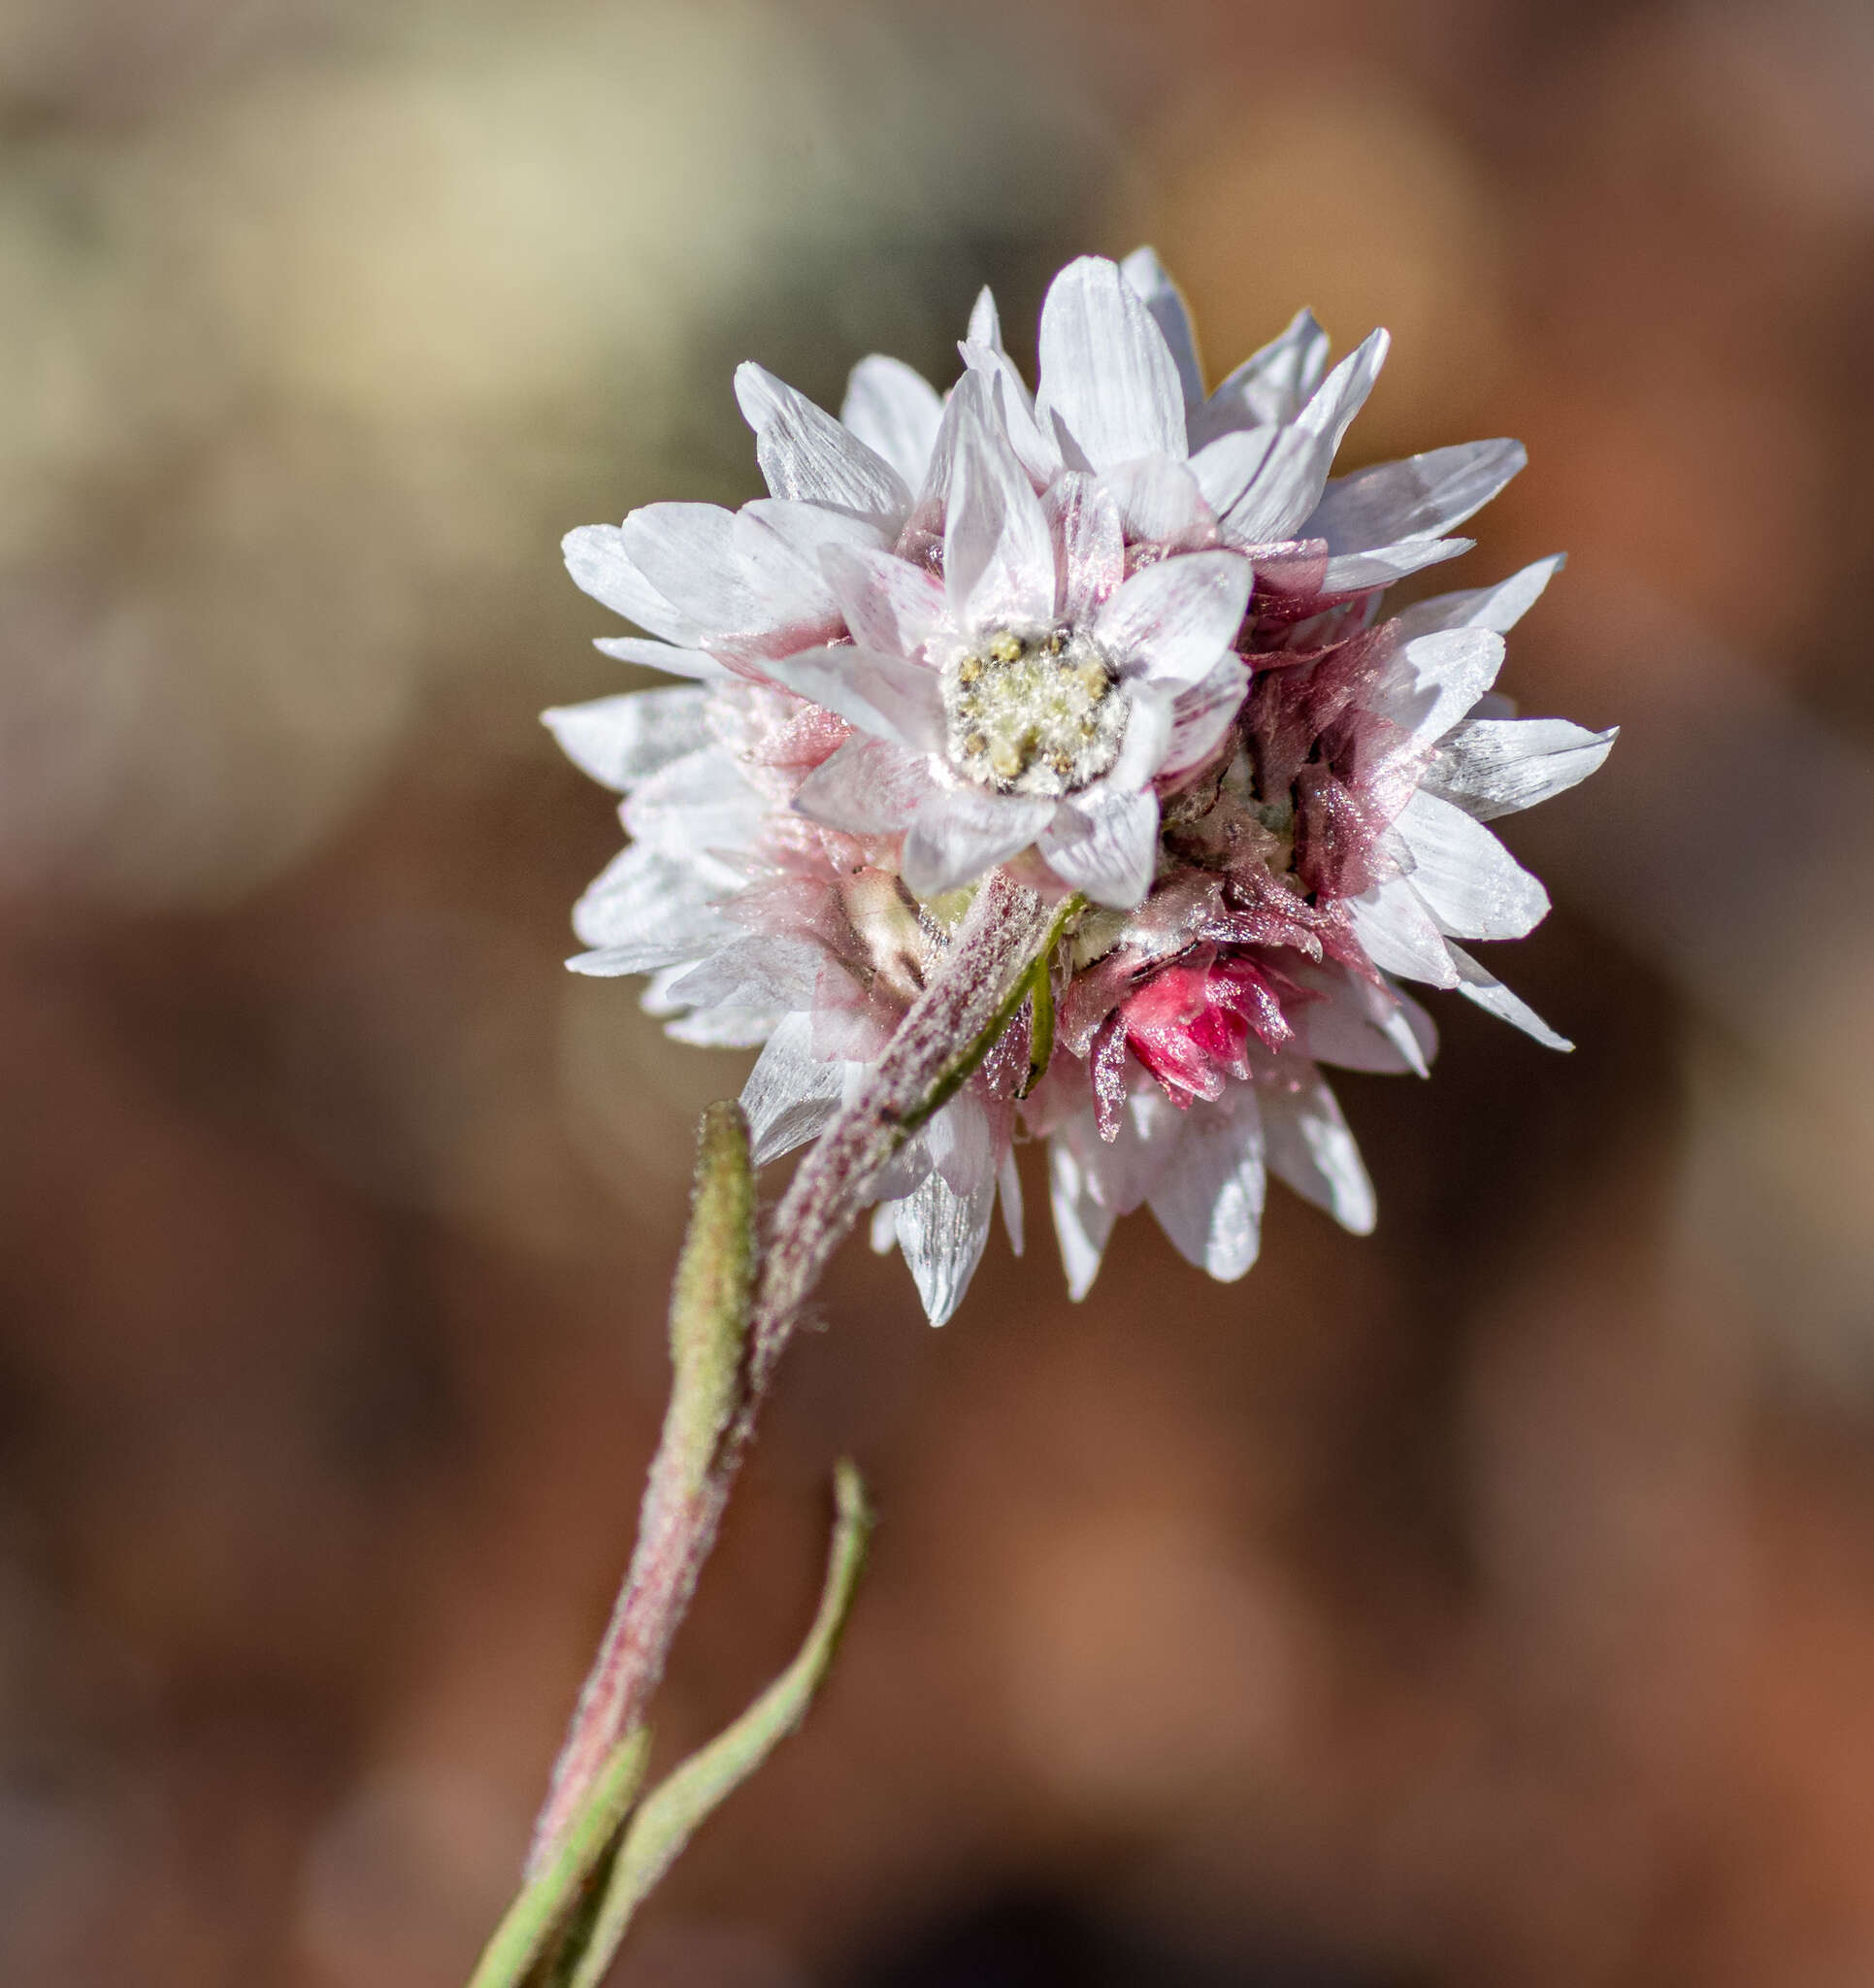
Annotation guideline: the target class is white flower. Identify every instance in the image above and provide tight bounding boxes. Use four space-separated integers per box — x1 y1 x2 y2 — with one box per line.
543 249 1613 1324
768 387 1250 909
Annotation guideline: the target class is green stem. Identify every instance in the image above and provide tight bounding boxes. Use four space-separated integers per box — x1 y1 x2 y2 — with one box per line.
895 893 1079 1135
464 1728 652 1988
563 1462 874 1988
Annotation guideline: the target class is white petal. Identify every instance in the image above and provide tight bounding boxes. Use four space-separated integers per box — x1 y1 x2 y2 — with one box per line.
1037 788 1159 909
1349 879 1459 987
1198 308 1332 437
792 735 937 833
570 843 733 954
664 1006 781 1048
1147 1094 1266 1279
1096 689 1175 793
819 543 947 658
1216 426 1336 546
741 1014 848 1164
591 636 731 682
1103 1090 1189 1214
1390 554 1566 642
1044 473 1125 623
1119 247 1205 409
1188 425 1281 518
1425 717 1617 820
1293 328 1390 456
1049 1133 1116 1302
1100 457 1210 547
922 1088 1000 1199
734 362 912 525
839 355 944 488
564 524 703 646
870 1201 900 1256
542 687 710 792
568 940 707 977
957 340 1059 485
966 285 1004 352
999 1148 1025 1258
620 745 767 868
1161 654 1248 779
615 504 769 635
1367 628 1507 753
667 935 824 1015
1261 1076 1376 1233
944 402 1056 630
1397 790 1550 941
1096 550 1250 690
902 789 1056 897
735 500 889 625
1035 255 1186 470
1319 540 1473 593
717 513 838 635
756 644 946 753
1289 963 1437 1076
1306 440 1526 554
894 1167 997 1325
1445 943 1572 1051
901 368 988 552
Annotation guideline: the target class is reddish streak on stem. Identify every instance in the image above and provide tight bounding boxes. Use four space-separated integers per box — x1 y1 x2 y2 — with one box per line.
527 871 1055 1874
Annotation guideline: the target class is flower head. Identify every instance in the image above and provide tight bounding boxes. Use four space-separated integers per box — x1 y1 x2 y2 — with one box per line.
546 252 1613 1322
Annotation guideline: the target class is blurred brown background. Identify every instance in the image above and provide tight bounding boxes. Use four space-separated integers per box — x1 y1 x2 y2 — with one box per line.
4 0 1874 1981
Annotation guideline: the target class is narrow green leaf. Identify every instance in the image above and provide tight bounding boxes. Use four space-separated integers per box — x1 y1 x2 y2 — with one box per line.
464 1727 652 1988
563 1462 875 1988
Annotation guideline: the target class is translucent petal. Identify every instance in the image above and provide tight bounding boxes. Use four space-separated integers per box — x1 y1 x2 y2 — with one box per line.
1044 473 1125 623
1037 789 1159 909
1307 440 1526 554
840 355 944 489
1120 246 1205 408
756 645 946 754
792 735 936 834
741 1011 848 1163
734 362 912 525
1349 879 1459 987
1318 539 1473 593
563 523 703 646
1261 1076 1376 1234
902 790 1056 898
944 402 1056 630
819 543 947 659
1217 426 1336 547
1396 790 1551 941
1096 550 1251 691
1198 308 1332 437
1035 255 1186 471
591 637 730 682
1048 1133 1116 1302
1445 943 1572 1051
569 842 733 953
621 746 768 865
1389 555 1566 642
1161 655 1249 780
1367 628 1507 753
894 1167 997 1326
1293 328 1390 456
1425 717 1618 821
541 687 710 792
1146 1094 1266 1280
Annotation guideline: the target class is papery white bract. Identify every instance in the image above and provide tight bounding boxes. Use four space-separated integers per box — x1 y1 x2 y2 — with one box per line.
547 252 1612 1321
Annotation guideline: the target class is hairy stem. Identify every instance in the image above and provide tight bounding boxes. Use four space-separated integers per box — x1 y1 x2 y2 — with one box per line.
525 871 1061 1877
